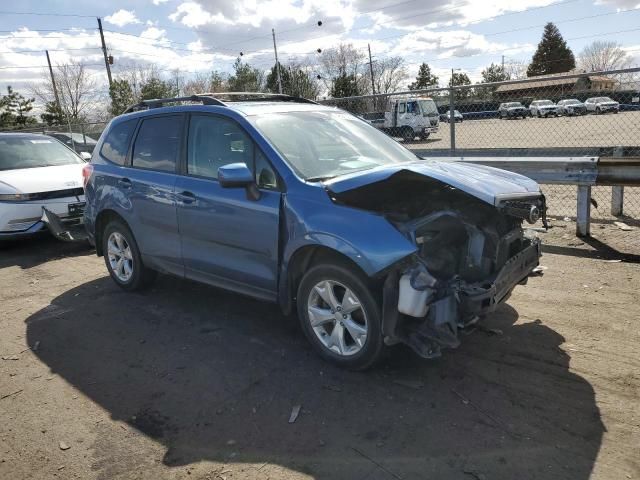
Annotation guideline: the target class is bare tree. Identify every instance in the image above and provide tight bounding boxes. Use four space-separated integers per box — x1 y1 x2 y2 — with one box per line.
319 43 368 95
182 71 229 95
504 60 529 80
370 56 408 95
32 61 101 122
578 41 630 72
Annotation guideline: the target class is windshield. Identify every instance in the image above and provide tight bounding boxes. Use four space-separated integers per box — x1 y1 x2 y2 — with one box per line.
595 97 613 102
250 110 419 180
418 99 438 116
562 99 580 105
538 100 554 106
0 136 83 171
504 103 522 108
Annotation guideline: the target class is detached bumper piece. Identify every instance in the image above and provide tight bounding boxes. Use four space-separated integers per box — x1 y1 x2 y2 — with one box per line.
384 238 541 359
41 207 88 242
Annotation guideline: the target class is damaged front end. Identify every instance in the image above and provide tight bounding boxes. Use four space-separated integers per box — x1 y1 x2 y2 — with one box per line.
327 167 544 359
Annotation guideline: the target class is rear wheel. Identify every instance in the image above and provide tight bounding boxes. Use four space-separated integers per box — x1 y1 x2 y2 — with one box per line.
596 107 601 114
102 220 155 291
297 264 385 370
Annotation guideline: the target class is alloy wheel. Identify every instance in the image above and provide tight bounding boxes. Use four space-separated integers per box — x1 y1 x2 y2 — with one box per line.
107 232 134 282
306 280 368 357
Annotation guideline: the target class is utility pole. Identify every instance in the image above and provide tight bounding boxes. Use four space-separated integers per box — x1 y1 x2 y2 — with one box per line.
368 43 375 95
272 28 282 94
45 50 61 112
501 55 505 72
97 17 112 87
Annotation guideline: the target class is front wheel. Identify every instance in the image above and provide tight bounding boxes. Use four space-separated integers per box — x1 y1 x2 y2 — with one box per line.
401 127 415 142
102 220 156 291
297 264 385 370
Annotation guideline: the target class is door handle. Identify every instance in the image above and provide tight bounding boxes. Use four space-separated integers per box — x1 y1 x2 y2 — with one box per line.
117 178 132 189
178 190 196 204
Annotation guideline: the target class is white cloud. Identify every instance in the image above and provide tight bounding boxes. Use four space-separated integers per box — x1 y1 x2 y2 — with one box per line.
104 9 142 27
152 0 170 5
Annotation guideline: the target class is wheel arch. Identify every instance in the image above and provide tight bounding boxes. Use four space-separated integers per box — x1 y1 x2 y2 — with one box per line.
279 244 374 315
94 209 130 257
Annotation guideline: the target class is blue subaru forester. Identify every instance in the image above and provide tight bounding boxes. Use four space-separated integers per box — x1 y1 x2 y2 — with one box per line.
84 93 544 370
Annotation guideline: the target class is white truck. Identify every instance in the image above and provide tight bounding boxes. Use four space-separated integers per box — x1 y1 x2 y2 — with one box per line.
364 96 439 142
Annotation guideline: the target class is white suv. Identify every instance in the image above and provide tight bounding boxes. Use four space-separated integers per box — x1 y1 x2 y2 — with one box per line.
585 97 619 114
529 100 559 118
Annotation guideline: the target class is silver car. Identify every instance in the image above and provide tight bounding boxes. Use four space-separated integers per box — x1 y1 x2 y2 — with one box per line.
557 99 587 116
585 97 619 114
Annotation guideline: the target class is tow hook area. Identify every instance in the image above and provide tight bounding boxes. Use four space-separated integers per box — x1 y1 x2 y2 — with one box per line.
41 207 88 242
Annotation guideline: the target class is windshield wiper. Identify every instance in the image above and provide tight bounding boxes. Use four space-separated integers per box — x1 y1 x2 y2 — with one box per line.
305 175 334 182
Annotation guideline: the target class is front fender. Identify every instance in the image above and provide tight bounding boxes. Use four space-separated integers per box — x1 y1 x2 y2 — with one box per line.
282 191 417 278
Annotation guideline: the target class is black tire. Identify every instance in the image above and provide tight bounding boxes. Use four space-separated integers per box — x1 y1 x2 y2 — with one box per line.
420 133 430 140
596 107 601 115
401 127 414 142
297 263 385 370
102 219 156 291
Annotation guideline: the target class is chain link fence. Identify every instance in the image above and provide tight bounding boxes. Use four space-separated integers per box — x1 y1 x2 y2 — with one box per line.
3 69 638 255
325 67 640 256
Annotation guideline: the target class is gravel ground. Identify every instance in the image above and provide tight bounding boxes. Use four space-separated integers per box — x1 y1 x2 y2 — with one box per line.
1 236 639 480
407 111 640 152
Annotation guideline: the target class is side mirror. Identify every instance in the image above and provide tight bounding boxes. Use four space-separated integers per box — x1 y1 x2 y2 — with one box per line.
80 151 91 161
218 162 260 201
218 162 254 187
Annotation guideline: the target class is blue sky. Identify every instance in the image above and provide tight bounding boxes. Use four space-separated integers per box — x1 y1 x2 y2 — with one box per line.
1 0 639 99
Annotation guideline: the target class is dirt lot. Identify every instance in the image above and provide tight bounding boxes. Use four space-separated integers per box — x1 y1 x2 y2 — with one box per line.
407 111 640 151
1 236 639 480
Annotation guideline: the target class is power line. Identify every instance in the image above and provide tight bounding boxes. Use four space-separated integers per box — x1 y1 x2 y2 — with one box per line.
0 10 96 18
0 47 103 54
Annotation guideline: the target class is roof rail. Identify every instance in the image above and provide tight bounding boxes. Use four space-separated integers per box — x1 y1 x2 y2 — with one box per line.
122 94 226 114
210 92 319 104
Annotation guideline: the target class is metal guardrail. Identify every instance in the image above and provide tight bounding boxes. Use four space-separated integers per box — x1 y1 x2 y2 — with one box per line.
420 156 640 237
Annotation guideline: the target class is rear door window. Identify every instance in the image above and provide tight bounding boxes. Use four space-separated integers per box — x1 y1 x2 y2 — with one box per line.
100 119 137 165
132 115 183 172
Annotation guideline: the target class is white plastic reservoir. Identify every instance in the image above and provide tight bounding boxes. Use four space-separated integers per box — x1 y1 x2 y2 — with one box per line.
398 274 430 317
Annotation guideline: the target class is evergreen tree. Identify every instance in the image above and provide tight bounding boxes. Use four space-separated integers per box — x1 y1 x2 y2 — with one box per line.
408 63 439 90
448 72 471 100
227 58 264 92
527 22 575 77
330 72 359 98
109 78 135 116
140 77 178 100
0 86 35 128
40 101 66 126
481 63 510 83
266 62 319 99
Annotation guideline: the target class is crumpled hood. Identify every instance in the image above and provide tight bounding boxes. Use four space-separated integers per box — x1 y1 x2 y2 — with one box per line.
324 160 541 207
0 164 84 194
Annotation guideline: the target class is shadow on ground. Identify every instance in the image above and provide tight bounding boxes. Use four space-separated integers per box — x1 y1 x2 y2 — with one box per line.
0 234 92 270
26 276 603 479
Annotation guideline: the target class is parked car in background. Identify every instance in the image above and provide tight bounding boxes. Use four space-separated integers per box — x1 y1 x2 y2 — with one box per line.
529 100 559 118
498 102 529 119
442 110 463 123
46 131 98 156
585 97 619 114
82 93 544 370
557 99 587 116
0 133 86 240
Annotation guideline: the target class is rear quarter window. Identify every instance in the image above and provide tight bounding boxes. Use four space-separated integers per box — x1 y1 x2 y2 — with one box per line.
100 119 137 165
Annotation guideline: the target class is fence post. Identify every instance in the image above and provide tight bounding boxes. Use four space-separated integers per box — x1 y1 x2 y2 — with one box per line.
611 186 624 216
449 88 456 156
576 185 591 237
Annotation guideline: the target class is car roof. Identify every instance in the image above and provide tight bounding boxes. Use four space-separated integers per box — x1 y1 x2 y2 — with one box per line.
115 100 338 122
